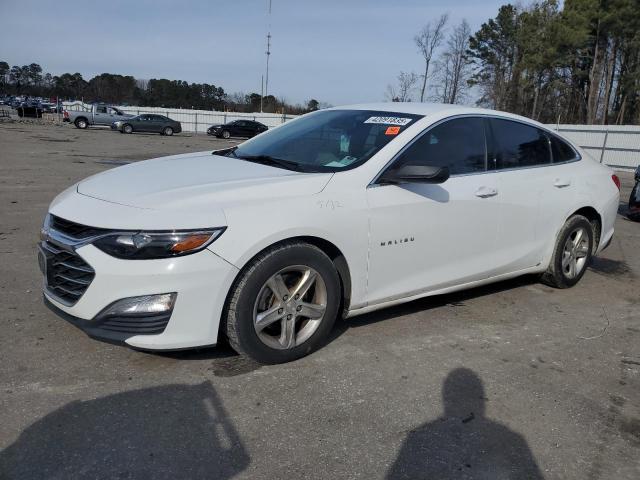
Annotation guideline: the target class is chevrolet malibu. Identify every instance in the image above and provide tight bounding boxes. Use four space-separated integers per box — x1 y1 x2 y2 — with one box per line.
40 103 620 363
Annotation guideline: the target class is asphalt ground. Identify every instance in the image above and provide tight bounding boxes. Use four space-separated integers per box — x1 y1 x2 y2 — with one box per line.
0 120 638 479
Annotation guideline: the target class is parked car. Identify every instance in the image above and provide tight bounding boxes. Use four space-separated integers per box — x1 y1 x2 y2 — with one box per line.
111 114 182 135
64 104 134 129
17 102 44 118
39 103 620 364
628 165 640 220
207 120 268 138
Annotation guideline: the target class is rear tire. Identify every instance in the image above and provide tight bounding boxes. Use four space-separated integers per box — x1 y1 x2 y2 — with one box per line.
541 215 593 288
224 241 341 364
74 118 88 129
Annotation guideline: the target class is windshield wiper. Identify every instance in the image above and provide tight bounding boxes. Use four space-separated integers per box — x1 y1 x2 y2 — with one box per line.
212 146 238 157
236 154 305 172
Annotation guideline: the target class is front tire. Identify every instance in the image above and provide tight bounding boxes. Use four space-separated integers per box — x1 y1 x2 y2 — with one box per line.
541 215 593 288
224 241 341 364
222 130 231 139
123 124 133 134
163 126 174 136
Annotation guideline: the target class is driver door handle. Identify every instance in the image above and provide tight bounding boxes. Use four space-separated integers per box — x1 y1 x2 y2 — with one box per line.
475 186 498 198
554 178 572 188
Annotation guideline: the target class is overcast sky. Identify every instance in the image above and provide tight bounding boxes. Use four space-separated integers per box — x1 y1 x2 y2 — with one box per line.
0 0 509 105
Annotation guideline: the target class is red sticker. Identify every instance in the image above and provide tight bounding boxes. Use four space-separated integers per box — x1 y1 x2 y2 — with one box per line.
385 126 401 135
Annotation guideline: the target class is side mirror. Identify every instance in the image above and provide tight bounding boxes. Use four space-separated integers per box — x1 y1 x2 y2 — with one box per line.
380 164 450 185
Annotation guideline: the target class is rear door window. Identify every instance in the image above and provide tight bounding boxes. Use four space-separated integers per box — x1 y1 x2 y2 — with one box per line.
392 117 487 175
489 118 551 169
549 135 579 163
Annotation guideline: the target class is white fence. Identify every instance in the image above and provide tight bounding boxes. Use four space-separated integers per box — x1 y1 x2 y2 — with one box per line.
546 124 640 171
62 102 298 133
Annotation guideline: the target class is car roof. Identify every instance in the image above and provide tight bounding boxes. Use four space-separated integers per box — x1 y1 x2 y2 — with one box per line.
328 102 548 129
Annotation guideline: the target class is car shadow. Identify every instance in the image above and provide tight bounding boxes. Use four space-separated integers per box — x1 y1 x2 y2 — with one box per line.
386 368 545 479
166 341 265 377
0 382 250 479
589 256 635 278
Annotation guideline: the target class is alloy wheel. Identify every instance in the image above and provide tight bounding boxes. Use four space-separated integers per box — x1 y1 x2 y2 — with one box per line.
253 266 327 350
561 226 590 279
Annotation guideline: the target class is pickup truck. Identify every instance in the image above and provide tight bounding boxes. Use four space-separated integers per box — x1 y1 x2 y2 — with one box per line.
64 104 134 129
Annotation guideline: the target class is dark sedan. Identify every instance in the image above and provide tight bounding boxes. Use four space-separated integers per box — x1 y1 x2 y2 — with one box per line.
112 114 182 136
207 120 268 139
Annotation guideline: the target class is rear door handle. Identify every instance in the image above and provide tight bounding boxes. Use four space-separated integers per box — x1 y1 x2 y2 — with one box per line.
475 186 498 198
554 179 571 188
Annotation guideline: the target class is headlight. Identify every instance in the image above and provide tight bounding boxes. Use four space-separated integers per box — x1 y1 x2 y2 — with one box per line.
93 228 225 259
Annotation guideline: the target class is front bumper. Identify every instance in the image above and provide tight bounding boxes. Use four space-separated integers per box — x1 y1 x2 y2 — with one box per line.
43 244 239 350
44 296 174 346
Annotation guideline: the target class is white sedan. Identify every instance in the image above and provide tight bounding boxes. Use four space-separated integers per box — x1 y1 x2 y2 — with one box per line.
40 103 620 363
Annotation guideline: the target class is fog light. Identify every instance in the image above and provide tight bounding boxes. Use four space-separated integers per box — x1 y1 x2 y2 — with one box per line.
97 293 177 318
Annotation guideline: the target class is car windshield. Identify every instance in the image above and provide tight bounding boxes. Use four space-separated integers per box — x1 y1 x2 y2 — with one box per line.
229 109 423 172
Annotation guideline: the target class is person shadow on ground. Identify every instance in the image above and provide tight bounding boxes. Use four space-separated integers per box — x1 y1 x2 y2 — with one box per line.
387 368 544 480
0 381 249 480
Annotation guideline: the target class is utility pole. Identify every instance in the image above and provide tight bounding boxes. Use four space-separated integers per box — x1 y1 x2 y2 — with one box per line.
264 0 272 102
265 32 271 98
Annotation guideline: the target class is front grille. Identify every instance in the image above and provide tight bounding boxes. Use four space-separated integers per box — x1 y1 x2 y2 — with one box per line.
50 215 110 239
42 241 95 305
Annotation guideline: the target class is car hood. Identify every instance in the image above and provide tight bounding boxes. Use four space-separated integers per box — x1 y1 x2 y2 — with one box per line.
76 150 333 212
208 124 223 129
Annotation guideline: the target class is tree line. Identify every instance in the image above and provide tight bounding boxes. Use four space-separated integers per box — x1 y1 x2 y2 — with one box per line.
387 0 640 125
0 62 321 114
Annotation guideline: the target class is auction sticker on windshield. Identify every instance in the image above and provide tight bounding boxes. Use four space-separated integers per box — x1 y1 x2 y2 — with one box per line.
364 116 413 126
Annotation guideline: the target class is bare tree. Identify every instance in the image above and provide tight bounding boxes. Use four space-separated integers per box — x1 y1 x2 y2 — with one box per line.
415 14 448 102
135 78 148 91
435 20 472 104
386 71 419 102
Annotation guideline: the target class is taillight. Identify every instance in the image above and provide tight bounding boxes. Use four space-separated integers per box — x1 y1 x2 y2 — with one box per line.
612 174 621 190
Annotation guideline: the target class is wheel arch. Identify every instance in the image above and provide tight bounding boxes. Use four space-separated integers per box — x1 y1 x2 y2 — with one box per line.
221 235 353 326
567 206 602 252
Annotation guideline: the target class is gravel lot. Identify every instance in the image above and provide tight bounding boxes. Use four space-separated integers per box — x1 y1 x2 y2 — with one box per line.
0 120 638 479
